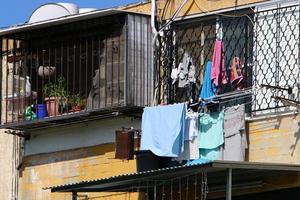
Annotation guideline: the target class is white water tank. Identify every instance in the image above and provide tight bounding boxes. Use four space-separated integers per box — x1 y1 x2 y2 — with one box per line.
28 3 79 23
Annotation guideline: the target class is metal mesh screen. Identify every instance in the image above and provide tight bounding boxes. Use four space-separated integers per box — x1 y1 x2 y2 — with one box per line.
158 4 300 113
253 4 300 113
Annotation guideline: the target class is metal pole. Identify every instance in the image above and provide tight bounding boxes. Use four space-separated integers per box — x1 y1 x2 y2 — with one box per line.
154 181 157 200
226 168 232 200
72 192 77 200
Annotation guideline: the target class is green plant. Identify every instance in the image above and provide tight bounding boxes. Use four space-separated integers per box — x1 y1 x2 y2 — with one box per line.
68 93 85 108
68 94 80 107
43 77 68 103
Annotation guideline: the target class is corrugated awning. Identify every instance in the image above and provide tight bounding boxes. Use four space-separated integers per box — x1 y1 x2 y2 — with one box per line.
45 160 300 199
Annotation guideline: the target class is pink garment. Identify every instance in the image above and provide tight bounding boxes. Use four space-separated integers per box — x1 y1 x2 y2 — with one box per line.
211 40 227 87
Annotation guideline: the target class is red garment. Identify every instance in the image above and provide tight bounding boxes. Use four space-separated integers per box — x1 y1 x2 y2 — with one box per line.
230 57 243 89
211 40 227 87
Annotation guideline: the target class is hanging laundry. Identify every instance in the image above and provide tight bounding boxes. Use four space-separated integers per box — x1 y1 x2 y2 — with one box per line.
230 57 243 89
185 158 210 166
141 103 186 157
171 67 180 85
211 40 227 87
221 104 247 161
172 52 197 102
176 52 196 88
177 111 199 160
200 61 217 99
198 111 224 160
199 147 221 160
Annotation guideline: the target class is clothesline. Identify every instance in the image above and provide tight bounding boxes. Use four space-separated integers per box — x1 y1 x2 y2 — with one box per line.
140 103 247 164
204 87 253 100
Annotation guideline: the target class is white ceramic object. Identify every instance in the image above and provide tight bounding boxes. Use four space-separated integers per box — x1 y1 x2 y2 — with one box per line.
28 3 79 23
38 66 56 77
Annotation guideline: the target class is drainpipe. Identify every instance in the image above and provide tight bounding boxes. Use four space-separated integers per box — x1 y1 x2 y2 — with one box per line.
151 0 159 48
226 168 232 200
72 192 77 200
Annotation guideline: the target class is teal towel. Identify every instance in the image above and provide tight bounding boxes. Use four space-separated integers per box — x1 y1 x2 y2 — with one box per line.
198 111 224 149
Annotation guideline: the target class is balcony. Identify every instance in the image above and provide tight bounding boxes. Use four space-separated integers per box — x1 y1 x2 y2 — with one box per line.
157 4 300 115
0 12 153 130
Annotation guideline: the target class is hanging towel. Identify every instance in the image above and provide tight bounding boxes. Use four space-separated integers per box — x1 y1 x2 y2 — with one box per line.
141 103 186 157
211 40 227 87
200 61 217 99
198 111 224 161
177 111 199 160
221 104 248 161
198 111 224 149
199 147 221 160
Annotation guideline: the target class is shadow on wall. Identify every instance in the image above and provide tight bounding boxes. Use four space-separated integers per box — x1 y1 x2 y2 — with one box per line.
21 143 116 169
290 120 300 156
246 113 300 160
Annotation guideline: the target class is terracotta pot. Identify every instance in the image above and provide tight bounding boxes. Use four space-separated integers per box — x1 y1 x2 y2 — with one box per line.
71 105 81 112
45 97 59 117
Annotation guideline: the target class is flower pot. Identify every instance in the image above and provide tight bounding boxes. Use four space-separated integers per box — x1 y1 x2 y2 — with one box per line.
45 97 59 117
70 105 81 112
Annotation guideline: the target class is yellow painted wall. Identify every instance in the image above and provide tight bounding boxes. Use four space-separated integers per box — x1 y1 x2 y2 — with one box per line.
247 113 300 164
20 143 138 200
19 112 300 199
157 0 269 20
120 2 151 15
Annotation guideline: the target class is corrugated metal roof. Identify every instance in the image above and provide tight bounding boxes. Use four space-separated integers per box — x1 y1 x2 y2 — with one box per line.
45 161 213 191
0 8 149 36
45 161 300 193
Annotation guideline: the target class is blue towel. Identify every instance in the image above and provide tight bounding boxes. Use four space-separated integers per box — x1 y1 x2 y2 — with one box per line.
185 158 211 166
141 103 186 157
200 61 217 99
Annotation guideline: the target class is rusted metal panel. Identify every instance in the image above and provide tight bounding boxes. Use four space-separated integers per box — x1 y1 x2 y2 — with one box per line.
126 14 154 107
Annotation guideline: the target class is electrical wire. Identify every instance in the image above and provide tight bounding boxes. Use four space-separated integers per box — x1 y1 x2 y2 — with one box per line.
159 0 189 32
152 0 190 47
193 0 255 26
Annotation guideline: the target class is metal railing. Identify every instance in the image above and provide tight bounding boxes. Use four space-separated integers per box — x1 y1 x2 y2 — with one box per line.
0 14 154 125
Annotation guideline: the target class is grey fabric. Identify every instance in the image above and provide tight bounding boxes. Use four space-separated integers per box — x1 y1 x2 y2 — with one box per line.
221 104 247 161
87 69 100 110
224 104 245 138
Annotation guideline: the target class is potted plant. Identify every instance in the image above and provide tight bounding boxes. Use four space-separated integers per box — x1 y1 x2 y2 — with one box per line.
68 93 85 112
43 77 68 116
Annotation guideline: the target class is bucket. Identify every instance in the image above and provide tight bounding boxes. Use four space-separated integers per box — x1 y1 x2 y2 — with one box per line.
35 104 48 119
136 150 181 172
136 150 160 172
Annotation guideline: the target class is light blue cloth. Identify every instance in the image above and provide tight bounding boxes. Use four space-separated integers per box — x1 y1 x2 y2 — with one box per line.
141 103 186 157
185 158 211 166
200 147 221 161
200 61 217 99
198 111 224 149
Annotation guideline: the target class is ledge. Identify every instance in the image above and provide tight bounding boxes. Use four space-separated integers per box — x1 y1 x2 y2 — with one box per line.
1 106 143 132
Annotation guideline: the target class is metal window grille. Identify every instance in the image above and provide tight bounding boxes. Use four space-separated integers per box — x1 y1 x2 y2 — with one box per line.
157 4 300 114
0 14 154 126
